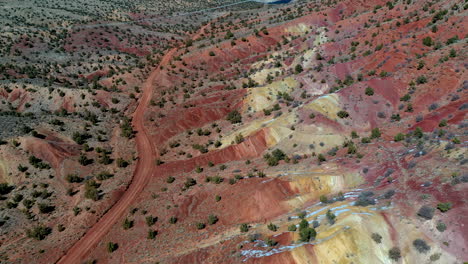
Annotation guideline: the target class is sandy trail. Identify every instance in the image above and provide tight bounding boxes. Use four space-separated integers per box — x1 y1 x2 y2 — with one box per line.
56 22 212 264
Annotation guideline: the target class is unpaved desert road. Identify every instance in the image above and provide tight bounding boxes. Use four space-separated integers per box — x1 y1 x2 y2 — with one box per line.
56 49 176 264
56 22 212 263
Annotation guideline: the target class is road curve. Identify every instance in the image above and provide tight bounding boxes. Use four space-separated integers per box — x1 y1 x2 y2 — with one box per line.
56 48 176 264
56 19 214 263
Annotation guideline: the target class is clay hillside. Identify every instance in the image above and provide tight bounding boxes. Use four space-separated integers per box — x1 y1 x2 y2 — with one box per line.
0 0 467 263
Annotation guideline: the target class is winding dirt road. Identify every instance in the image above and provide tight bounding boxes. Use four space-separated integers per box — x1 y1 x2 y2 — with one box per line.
56 20 213 263
56 50 176 264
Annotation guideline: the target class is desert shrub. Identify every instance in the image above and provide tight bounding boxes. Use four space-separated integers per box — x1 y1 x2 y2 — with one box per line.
388 247 401 261
264 149 286 166
166 176 175 183
267 223 278 232
317 154 326 162
215 195 221 202
295 64 303 74
430 253 441 261
235 133 244 144
319 195 328 203
208 214 218 225
26 225 51 240
146 216 157 226
65 174 83 183
240 223 249 232
72 132 91 145
413 239 431 253
120 118 134 138
196 222 206 230
107 242 118 253
147 230 157 239
337 110 349 118
96 171 113 181
436 221 446 232
288 224 297 231
381 190 396 199
416 75 427 84
422 37 433 47
414 127 423 138
169 216 178 224
184 178 197 189
417 205 434 220
437 202 452 212
0 183 14 195
18 164 28 172
29 156 51 169
265 237 278 247
84 180 100 201
298 220 316 242
371 128 381 139
116 158 129 168
123 218 134 230
38 203 55 214
365 87 374 96
226 110 242 124
394 133 405 141
371 233 382 243
326 210 336 224
355 191 375 206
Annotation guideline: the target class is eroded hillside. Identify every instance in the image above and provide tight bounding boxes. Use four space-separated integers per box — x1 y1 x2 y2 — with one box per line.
0 0 467 263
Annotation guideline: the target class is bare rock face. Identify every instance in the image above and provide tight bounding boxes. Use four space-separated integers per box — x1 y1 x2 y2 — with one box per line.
0 0 466 263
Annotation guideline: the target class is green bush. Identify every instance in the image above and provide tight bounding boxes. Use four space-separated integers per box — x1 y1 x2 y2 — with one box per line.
208 214 218 225
265 237 278 246
226 110 242 124
240 223 249 232
337 110 349 118
422 37 433 47
394 133 405 142
146 216 157 226
267 223 278 232
107 242 118 253
123 218 134 230
317 154 326 162
326 210 336 224
196 222 206 230
84 180 100 201
371 128 381 139
365 87 374 96
147 230 157 239
66 174 83 183
26 225 51 240
169 216 178 224
436 221 446 232
288 224 297 231
299 227 316 242
371 233 382 243
437 202 452 212
388 247 401 261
